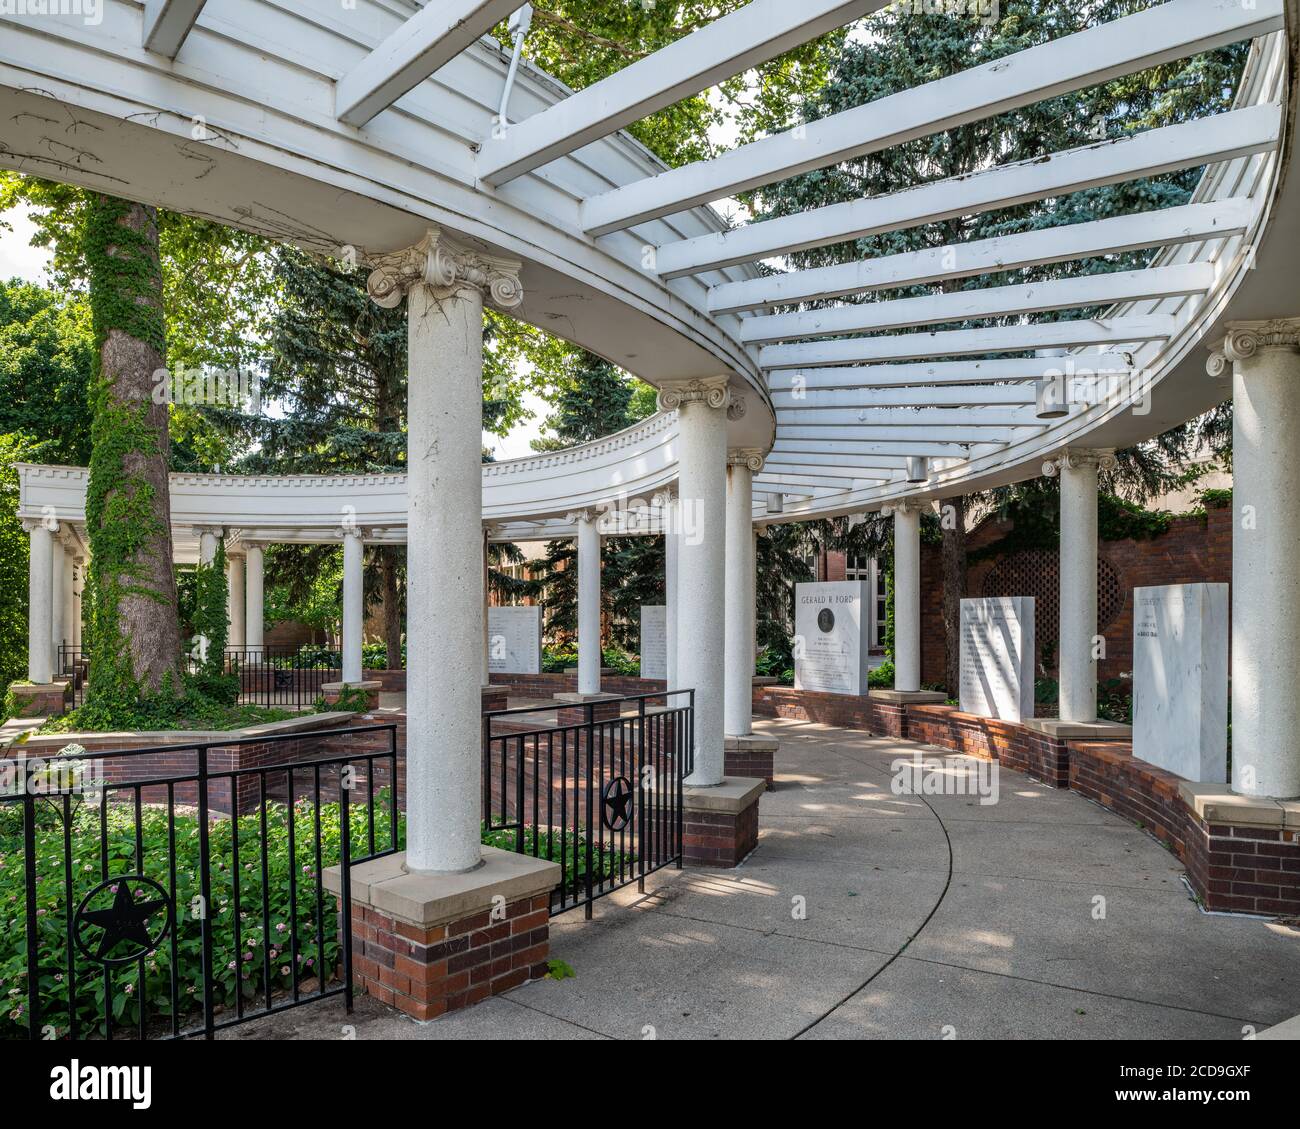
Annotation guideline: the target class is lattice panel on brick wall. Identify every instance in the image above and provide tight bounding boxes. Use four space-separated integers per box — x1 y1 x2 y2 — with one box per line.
980 550 1123 643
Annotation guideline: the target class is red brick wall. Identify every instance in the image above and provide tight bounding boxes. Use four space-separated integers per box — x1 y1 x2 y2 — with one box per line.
917 506 1233 687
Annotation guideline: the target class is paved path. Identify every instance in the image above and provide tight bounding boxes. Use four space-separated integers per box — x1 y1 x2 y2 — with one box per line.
226 717 1300 1040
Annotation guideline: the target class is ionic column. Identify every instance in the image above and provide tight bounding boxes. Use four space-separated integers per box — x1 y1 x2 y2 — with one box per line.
367 227 523 872
71 556 84 651
660 377 730 785
227 552 247 650
245 544 265 657
194 526 223 665
568 509 602 696
50 541 65 673
481 527 491 687
341 527 365 685
24 520 54 684
1208 321 1300 797
1044 449 1115 723
61 550 77 666
725 450 763 737
885 500 926 693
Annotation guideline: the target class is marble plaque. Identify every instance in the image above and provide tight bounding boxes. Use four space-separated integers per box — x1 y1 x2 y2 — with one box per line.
959 597 1035 723
640 605 667 680
794 582 870 695
487 605 542 675
1132 583 1228 783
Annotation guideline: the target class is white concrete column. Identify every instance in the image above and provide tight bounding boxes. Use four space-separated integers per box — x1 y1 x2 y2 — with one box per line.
50 542 65 673
660 378 730 786
570 510 602 696
888 501 924 693
25 520 54 684
61 551 76 667
1045 449 1114 723
341 528 364 685
367 227 522 872
664 496 679 690
725 451 762 737
1209 321 1300 798
70 557 84 651
194 526 222 666
245 544 265 657
227 553 246 650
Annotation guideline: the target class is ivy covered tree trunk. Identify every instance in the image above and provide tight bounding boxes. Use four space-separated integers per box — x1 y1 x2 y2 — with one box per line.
83 195 184 703
379 547 403 669
942 495 968 698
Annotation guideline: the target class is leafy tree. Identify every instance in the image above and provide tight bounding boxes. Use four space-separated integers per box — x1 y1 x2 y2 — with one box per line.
755 2 1246 692
526 352 660 648
0 281 94 465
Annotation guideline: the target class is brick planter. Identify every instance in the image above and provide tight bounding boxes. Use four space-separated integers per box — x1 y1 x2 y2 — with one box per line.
6 682 70 719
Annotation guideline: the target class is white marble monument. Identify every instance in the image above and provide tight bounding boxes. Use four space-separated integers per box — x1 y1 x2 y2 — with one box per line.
794 581 870 695
487 605 542 675
640 605 667 680
959 597 1036 722
1132 583 1228 783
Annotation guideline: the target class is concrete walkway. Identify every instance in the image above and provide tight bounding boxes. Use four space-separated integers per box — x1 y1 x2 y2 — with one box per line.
226 717 1300 1040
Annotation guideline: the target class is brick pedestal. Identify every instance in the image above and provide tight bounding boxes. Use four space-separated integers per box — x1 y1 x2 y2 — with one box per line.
6 681 70 719
682 777 764 868
724 734 778 789
320 680 381 710
324 847 561 1021
481 685 508 713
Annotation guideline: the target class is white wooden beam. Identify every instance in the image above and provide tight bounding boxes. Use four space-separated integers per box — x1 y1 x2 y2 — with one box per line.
337 0 521 127
760 314 1175 368
477 0 886 185
710 197 1253 314
756 472 888 490
776 426 1024 444
741 263 1213 344
581 0 1283 234
765 357 1133 391
772 385 1036 409
776 407 1047 427
662 104 1278 275
772 438 999 457
143 0 207 59
761 460 900 479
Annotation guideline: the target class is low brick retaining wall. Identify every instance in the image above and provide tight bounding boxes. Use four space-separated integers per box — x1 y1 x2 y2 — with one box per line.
753 683 1298 916
489 672 667 698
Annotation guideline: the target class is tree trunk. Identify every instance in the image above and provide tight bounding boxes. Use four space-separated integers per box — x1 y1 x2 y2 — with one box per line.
941 495 967 698
84 196 184 699
380 546 403 669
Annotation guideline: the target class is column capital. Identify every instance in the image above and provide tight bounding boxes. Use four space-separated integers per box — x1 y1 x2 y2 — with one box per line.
727 448 764 473
1042 448 1116 477
1206 318 1300 375
482 521 504 539
656 376 731 412
565 509 598 526
881 499 929 518
190 525 225 539
21 518 56 534
339 523 367 541
366 226 523 310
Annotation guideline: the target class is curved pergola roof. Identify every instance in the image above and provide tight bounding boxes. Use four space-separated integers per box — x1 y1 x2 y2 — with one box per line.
3 0 1296 529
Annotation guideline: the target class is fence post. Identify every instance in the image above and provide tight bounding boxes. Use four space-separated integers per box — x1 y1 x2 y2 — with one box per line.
340 763 353 1014
196 744 215 1039
584 701 595 920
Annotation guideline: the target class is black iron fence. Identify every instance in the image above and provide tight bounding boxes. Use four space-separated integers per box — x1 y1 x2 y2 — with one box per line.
56 645 89 709
223 646 340 711
1 724 398 1040
482 691 693 918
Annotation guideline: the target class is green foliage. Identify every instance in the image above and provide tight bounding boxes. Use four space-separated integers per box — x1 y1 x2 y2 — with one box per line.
0 281 94 465
545 959 576 982
868 659 895 690
188 542 232 698
314 685 372 714
38 698 294 735
1200 487 1233 511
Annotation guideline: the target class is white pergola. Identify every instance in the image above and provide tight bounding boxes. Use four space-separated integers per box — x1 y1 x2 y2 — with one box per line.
5 0 1299 884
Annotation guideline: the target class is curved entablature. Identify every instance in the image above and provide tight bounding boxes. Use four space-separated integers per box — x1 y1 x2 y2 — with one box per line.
1 1 1296 530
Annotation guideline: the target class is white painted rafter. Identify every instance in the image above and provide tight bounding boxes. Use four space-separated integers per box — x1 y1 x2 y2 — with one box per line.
336 0 521 127
772 385 1037 409
741 263 1213 344
709 197 1254 314
764 452 907 471
142 0 207 59
581 0 1283 234
772 438 1002 457
661 104 1279 276
765 357 1133 391
756 472 888 490
760 315 1175 369
776 407 1048 427
777 425 1024 444
477 0 887 184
